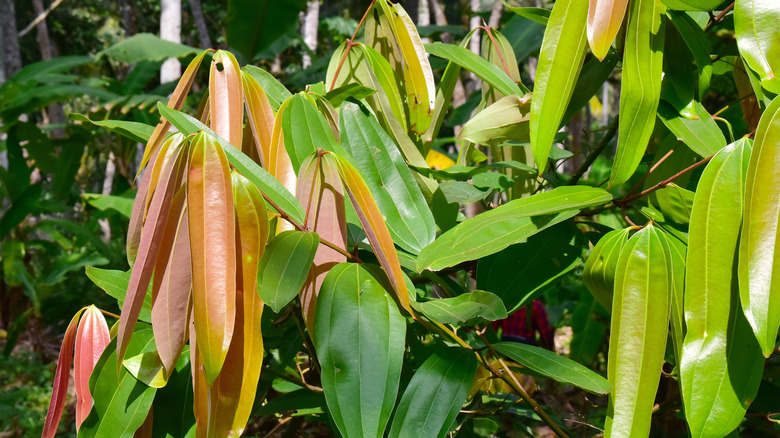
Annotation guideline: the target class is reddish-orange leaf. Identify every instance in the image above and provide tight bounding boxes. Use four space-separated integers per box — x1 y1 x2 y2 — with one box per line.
189 318 209 438
242 71 275 168
145 133 186 217
151 201 192 375
133 409 154 438
74 305 110 430
187 132 236 384
269 98 297 233
327 153 411 313
587 0 629 60
209 50 244 148
296 152 347 334
42 308 86 438
127 146 158 265
139 50 210 173
117 145 187 373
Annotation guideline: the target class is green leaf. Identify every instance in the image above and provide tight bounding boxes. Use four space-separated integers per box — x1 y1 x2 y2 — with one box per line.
650 183 695 224
425 42 526 97
156 103 306 224
438 181 490 204
740 96 780 356
281 93 339 171
582 228 630 312
657 100 726 157
561 51 619 125
69 114 155 144
78 327 158 438
225 0 307 62
258 230 319 313
605 225 672 437
5 55 93 84
459 95 531 146
668 10 712 97
123 351 167 388
340 102 436 254
503 4 551 25
416 186 612 271
325 83 377 107
609 0 666 186
97 33 200 64
81 193 134 218
411 290 508 325
661 0 721 11
151 350 195 437
478 223 583 313
86 267 152 323
493 342 611 395
681 139 764 437
314 263 406 438
388 348 477 438
735 0 780 94
241 65 292 111
529 0 588 173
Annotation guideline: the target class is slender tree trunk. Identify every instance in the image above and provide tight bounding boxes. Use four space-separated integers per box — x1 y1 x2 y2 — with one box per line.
160 0 182 83
0 0 22 80
430 0 450 43
189 0 211 49
418 0 430 44
301 0 319 69
32 0 66 138
488 0 502 29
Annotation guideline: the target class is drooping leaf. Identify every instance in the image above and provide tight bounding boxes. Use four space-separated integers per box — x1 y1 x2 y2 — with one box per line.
587 0 630 60
225 0 307 62
97 33 200 64
411 290 507 325
42 308 85 438
657 100 725 157
425 42 526 97
605 224 672 437
241 65 292 111
314 263 406 438
739 95 780 356
416 186 612 271
86 267 152 323
650 183 695 224
478 223 583 313
81 193 134 218
69 114 154 144
734 0 780 94
328 153 413 313
665 233 687 361
296 153 347 334
187 132 236 384
681 139 764 437
122 350 168 388
610 0 666 186
281 93 339 171
493 342 611 395
74 306 110 430
529 0 589 173
582 228 631 312
503 4 551 25
258 230 320 313
459 95 531 146
561 50 619 125
209 50 244 148
78 327 158 438
388 348 477 438
341 102 436 254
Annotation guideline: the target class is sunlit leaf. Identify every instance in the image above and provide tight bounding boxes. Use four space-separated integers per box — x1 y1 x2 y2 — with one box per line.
42 308 85 438
735 0 780 94
582 228 630 312
209 50 244 148
425 42 526 97
74 306 110 429
86 267 152 323
459 94 530 146
588 0 629 60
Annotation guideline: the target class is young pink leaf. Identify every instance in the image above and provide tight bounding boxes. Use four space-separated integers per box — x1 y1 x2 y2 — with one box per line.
74 305 110 430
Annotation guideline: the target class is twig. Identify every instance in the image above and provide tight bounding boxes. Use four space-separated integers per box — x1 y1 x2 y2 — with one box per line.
705 2 735 31
615 154 714 207
19 0 65 37
568 118 619 185
329 0 377 90
623 148 675 199
261 416 292 438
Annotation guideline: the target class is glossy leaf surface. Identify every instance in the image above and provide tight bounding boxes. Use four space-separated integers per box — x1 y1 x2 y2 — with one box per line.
281 93 338 171
314 263 406 438
588 0 630 60
657 100 725 157
735 0 780 94
459 95 530 146
411 290 508 325
388 348 477 438
417 186 612 271
42 309 85 438
425 42 525 97
74 306 110 430
86 267 152 323
740 96 780 356
258 230 319 313
583 228 630 312
209 50 243 148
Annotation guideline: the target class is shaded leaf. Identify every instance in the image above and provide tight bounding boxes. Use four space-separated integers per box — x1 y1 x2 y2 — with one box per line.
86 267 152 323
97 33 200 64
225 0 307 62
69 114 154 143
411 290 507 325
258 230 320 313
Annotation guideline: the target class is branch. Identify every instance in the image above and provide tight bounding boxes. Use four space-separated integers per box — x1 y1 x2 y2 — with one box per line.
19 0 65 38
568 117 618 185
615 153 714 207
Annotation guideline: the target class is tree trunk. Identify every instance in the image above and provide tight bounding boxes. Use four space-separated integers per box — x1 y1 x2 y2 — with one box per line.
301 0 319 69
160 0 181 83
488 0 502 29
418 0 430 44
31 0 56 60
0 0 22 80
189 0 211 49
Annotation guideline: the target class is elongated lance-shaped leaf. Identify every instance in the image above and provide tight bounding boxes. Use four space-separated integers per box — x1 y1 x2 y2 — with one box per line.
209 50 243 148
417 186 613 271
42 308 86 438
281 93 339 171
268 98 298 232
207 171 269 437
529 0 588 174
139 50 210 173
610 0 666 186
605 224 672 437
459 94 531 146
735 0 780 94
588 0 629 60
583 228 631 312
127 146 158 265
74 306 110 430
117 143 187 373
314 263 406 438
296 152 347 334
341 102 436 254
668 10 712 98
665 234 687 361
657 100 725 157
681 139 764 437
257 230 320 313
151 202 192 376
366 0 435 135
481 28 525 101
388 348 477 438
327 152 412 313
187 131 236 384
425 43 526 98
242 71 275 168
156 103 305 225
144 133 186 217
661 0 721 11
188 317 209 437
241 65 292 111
740 96 780 356
410 290 507 325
